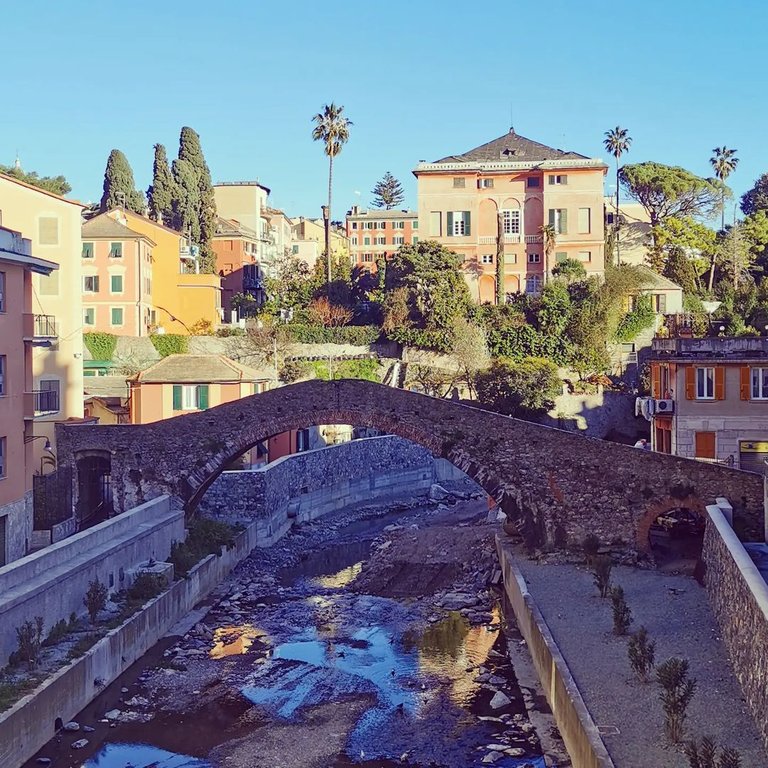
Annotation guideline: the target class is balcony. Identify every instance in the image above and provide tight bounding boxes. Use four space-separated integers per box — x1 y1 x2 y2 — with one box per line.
651 336 768 358
23 314 58 345
30 389 60 417
524 234 543 244
478 234 522 245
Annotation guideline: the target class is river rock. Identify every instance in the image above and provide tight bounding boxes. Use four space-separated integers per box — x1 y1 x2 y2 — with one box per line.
71 739 89 750
36 759 51 765
505 747 526 757
489 690 512 709
428 484 451 501
82 725 95 733
63 722 79 732
481 751 504 764
440 592 479 610
104 709 121 721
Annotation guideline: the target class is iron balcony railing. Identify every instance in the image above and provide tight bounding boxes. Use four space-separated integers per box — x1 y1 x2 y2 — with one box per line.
32 389 59 416
23 314 58 341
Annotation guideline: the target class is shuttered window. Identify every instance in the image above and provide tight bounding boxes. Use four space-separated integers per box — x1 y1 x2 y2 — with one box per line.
750 367 768 399
173 384 209 411
548 209 568 234
429 212 441 237
447 211 471 237
695 431 716 459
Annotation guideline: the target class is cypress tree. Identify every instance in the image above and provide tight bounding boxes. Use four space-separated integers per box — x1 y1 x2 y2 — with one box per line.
147 144 175 224
170 158 201 242
99 149 145 214
176 127 217 273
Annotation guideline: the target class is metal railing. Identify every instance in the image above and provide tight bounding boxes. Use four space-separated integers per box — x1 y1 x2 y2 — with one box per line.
32 389 59 416
34 314 57 338
478 234 522 245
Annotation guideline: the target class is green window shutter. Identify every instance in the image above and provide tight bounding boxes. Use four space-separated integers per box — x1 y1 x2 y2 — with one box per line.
172 385 182 410
560 209 568 234
556 252 568 263
111 275 122 292
548 209 555 228
463 211 471 236
197 385 209 410
447 212 454 236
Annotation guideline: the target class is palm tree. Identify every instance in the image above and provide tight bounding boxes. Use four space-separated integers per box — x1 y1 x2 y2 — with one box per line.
603 127 632 265
311 103 353 285
708 146 739 291
541 223 557 284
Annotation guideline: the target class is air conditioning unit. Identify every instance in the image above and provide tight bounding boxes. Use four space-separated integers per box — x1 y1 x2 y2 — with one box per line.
655 399 675 414
625 352 638 364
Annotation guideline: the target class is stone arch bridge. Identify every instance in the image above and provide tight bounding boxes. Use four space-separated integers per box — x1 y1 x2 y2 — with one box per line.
56 380 764 553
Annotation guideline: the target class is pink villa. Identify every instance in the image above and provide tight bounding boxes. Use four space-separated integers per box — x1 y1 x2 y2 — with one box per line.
81 213 156 336
0 226 58 565
414 129 608 302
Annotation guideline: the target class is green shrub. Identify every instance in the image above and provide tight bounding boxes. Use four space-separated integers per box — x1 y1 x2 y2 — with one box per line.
127 572 168 602
610 585 633 635
15 618 44 667
384 326 452 352
279 360 312 383
84 578 108 624
66 633 100 661
615 294 656 342
83 332 117 361
216 326 246 337
169 518 237 577
43 614 79 647
284 324 380 345
311 358 380 382
592 555 613 598
582 534 601 566
150 334 189 357
657 657 697 743
0 677 39 712
628 626 656 681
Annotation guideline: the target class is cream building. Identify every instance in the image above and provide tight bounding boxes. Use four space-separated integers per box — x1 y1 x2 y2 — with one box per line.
0 174 85 472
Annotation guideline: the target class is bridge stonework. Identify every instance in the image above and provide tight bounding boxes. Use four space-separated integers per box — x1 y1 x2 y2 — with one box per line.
56 380 764 552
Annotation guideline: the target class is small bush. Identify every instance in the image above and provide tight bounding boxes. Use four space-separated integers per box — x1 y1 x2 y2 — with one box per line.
610 585 633 635
0 677 39 712
127 572 167 602
169 518 237 577
582 533 601 566
84 578 108 624
312 358 380 382
657 657 697 743
216 326 246 337
43 614 79 647
66 633 100 661
15 617 44 667
150 334 189 357
684 736 742 768
284 324 380 345
189 319 214 336
592 555 613 598
628 626 656 681
83 331 117 361
279 360 312 383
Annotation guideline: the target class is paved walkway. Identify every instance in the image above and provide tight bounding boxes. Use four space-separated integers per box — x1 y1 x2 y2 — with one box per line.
515 557 766 767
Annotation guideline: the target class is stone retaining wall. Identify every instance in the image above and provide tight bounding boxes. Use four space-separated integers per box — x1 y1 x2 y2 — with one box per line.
702 505 768 752
0 515 263 768
199 436 436 527
496 537 615 768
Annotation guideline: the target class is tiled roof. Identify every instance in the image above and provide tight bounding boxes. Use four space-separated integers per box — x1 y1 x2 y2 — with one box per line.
82 213 152 241
434 129 589 164
636 266 683 291
347 209 418 219
214 216 262 239
0 172 86 207
136 354 272 383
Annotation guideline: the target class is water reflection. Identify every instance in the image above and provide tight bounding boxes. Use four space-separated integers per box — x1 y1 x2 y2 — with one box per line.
209 624 266 659
315 561 363 588
82 742 209 767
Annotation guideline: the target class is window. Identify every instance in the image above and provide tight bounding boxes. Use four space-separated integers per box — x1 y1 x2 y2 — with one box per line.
0 356 5 395
0 437 5 478
82 242 94 259
412 236 419 244
38 217 59 245
111 307 124 326
548 208 568 234
351 237 358 245
526 275 542 295
555 252 568 263
548 174 568 185
110 274 123 293
481 254 494 264
253 381 268 394
375 237 386 245
696 367 715 400
447 211 470 237
292 245 299 255
695 431 716 459
0 272 4 311
527 177 541 188
83 307 95 326
393 221 405 229
296 428 310 452
361 253 374 262
751 368 768 399
364 237 371 245
412 221 419 230
40 380 60 413
478 178 494 189
109 242 123 258
83 275 100 293
377 221 387 229
652 293 666 312
452 177 466 188
429 211 442 237
578 208 591 234
364 221 375 229
502 209 521 235
351 222 358 230
39 271 59 296
606 212 615 225
528 252 541 263
393 236 404 245
578 251 592 262
173 384 209 411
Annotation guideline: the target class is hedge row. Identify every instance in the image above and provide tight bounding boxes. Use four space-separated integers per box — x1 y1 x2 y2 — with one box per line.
284 324 380 345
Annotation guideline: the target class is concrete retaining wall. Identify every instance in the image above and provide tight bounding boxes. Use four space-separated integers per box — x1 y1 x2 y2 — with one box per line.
702 505 768 752
0 497 185 666
0 515 263 768
496 537 615 768
200 435 436 528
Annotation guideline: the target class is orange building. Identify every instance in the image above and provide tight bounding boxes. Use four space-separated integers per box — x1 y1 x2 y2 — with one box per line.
128 354 274 424
212 217 265 315
0 226 58 564
414 129 608 302
345 207 419 269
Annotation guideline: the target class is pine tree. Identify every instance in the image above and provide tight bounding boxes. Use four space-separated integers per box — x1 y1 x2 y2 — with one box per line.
371 171 404 209
147 144 175 224
99 149 145 214
176 127 217 273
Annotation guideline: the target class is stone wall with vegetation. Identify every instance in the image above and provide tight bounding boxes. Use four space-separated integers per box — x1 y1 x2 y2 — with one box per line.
702 505 768 752
57 380 765 552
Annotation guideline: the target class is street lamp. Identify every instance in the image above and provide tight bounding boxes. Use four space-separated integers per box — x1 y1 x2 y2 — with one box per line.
321 204 331 285
24 436 56 475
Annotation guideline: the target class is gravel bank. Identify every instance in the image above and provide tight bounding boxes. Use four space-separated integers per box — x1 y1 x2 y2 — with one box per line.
515 557 766 767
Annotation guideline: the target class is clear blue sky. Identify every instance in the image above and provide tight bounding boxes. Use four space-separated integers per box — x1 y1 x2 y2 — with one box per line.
4 0 766 221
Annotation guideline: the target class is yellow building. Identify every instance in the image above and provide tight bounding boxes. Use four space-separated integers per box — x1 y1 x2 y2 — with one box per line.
0 172 85 471
106 209 222 334
291 217 349 263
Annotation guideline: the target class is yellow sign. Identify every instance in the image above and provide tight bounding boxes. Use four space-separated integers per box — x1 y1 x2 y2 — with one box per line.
739 441 768 452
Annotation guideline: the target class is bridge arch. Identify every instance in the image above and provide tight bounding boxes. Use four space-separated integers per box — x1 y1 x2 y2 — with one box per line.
55 380 763 553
